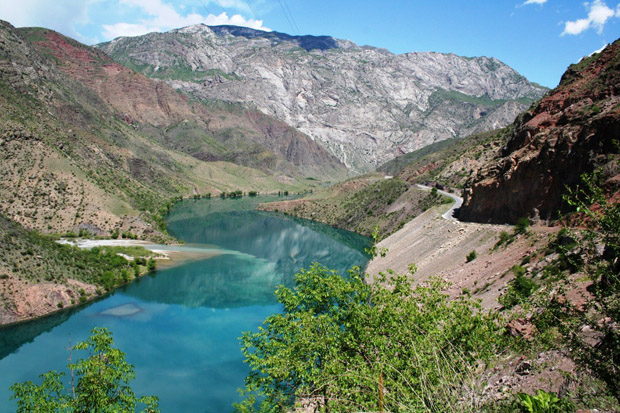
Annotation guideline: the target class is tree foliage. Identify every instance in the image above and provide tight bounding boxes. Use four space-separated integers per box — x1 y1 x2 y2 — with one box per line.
238 263 503 412
11 327 159 412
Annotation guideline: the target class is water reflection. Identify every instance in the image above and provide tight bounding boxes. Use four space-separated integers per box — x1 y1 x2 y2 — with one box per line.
0 197 370 412
126 207 370 308
123 253 283 307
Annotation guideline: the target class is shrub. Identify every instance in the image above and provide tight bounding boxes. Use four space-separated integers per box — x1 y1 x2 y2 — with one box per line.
514 217 530 235
494 230 514 249
516 389 575 412
238 264 503 412
499 265 537 308
466 250 477 262
11 327 159 412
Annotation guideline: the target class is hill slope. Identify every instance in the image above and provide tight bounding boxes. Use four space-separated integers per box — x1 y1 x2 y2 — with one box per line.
0 20 337 237
97 24 547 172
460 39 620 224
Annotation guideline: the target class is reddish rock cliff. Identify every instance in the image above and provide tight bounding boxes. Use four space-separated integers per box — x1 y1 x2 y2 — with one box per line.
460 39 620 224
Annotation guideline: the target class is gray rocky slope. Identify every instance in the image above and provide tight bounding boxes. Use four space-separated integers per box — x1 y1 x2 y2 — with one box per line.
98 25 547 172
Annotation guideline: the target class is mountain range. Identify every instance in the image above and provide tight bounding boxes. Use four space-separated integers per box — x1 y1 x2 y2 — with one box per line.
97 24 547 172
0 21 343 237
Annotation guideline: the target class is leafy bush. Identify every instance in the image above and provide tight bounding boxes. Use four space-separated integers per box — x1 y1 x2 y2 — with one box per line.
238 263 503 412
499 266 537 308
515 217 531 235
466 249 477 262
494 230 514 249
516 389 575 412
11 327 159 412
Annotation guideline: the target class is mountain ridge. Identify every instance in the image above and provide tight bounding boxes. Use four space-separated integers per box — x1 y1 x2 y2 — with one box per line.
97 24 547 172
0 20 333 238
460 38 620 224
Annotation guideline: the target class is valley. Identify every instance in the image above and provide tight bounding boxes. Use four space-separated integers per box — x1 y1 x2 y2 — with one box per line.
0 8 618 412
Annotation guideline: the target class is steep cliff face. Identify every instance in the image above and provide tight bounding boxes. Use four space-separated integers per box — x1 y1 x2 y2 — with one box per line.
460 39 620 224
97 24 547 172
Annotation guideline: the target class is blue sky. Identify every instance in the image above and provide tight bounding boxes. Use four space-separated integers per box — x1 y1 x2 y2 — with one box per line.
1 0 619 87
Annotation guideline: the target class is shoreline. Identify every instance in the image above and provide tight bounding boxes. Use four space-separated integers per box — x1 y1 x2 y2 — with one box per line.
57 238 222 266
0 239 221 327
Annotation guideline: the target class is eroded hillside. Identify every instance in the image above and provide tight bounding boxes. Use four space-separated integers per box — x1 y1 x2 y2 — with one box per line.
460 39 620 224
0 21 337 237
98 24 547 172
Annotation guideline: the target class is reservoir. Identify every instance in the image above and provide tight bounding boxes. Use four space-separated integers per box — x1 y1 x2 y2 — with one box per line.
0 196 370 411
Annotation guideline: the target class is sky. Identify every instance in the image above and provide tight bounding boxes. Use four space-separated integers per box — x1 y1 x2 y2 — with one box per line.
1 0 620 88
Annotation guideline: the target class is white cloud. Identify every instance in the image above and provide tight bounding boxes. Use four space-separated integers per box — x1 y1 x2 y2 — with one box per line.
523 0 548 5
101 0 269 40
562 0 620 35
103 10 269 40
0 0 96 43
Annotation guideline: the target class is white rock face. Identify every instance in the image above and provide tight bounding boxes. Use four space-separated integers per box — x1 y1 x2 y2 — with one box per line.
99 25 547 172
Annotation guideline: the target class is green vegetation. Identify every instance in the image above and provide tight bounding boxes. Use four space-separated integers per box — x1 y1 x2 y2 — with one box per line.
429 88 535 109
498 265 537 308
494 230 514 248
490 389 576 412
418 187 453 211
494 218 531 250
220 190 243 198
0 215 157 292
466 249 477 262
491 166 620 409
514 217 531 235
238 263 503 412
114 57 240 83
516 390 575 412
11 327 159 412
549 169 620 401
378 128 512 189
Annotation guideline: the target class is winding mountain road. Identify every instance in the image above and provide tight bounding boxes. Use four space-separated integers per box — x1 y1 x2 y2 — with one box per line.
415 184 463 221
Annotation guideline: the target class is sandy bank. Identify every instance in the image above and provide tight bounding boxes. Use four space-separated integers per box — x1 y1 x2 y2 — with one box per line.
57 238 221 267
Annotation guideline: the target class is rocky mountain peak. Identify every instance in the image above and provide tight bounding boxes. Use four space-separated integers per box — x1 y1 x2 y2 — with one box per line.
98 25 547 172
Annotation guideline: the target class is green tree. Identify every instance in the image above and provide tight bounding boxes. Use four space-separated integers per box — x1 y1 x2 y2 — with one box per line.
237 263 503 412
11 327 159 412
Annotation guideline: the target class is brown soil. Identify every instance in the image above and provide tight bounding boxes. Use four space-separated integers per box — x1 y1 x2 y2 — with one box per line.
367 204 557 309
0 273 97 325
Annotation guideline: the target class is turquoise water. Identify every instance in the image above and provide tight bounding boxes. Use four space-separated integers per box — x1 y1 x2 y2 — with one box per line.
0 196 370 411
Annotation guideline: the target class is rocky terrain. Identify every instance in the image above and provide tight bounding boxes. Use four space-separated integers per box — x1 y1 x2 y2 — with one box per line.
0 20 341 238
97 24 547 172
460 39 620 224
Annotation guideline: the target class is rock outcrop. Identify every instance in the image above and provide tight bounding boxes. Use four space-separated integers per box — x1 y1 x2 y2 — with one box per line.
97 24 547 172
460 39 620 224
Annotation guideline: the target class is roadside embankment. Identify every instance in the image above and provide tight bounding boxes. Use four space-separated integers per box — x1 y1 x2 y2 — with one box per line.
366 204 555 310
